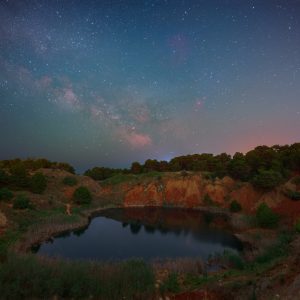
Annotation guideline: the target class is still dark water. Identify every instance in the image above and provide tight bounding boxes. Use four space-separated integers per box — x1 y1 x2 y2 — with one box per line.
37 208 242 261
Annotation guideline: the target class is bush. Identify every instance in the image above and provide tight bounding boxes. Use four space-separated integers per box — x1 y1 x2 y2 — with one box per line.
73 187 92 205
222 251 245 270
160 272 180 293
10 164 29 188
256 203 279 228
203 194 214 206
252 169 282 191
230 200 242 212
292 176 300 186
0 188 13 201
13 195 31 209
30 173 47 194
62 176 77 186
295 220 300 233
284 189 300 201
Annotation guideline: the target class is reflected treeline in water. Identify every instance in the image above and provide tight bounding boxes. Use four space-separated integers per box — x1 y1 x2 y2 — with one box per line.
117 209 242 251
37 207 242 261
102 207 229 234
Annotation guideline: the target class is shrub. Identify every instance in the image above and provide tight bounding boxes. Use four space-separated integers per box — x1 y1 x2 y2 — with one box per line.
256 203 279 228
295 220 300 233
13 195 31 209
252 169 282 191
203 194 214 206
284 189 300 201
230 200 242 212
222 251 245 270
30 173 47 194
10 164 29 188
0 169 9 185
292 176 300 186
0 188 13 201
160 272 180 293
62 176 77 186
73 187 92 205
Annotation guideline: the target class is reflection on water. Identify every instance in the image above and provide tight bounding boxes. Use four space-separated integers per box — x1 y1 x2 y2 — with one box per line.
36 207 242 261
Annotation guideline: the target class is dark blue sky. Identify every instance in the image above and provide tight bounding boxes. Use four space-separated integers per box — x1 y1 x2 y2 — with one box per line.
0 0 300 172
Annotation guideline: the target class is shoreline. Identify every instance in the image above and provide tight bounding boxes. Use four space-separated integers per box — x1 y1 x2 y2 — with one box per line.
11 204 252 256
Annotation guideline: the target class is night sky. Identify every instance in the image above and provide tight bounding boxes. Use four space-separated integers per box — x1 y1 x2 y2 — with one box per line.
1 0 300 172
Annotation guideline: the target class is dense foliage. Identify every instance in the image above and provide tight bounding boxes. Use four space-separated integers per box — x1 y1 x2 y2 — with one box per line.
30 173 47 194
73 186 92 205
0 158 75 192
256 203 279 228
13 195 31 209
0 158 75 175
230 200 242 212
0 188 13 201
84 167 123 180
0 255 155 300
84 143 300 191
62 176 78 186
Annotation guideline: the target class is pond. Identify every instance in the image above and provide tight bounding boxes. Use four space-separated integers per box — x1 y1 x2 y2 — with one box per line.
36 207 243 261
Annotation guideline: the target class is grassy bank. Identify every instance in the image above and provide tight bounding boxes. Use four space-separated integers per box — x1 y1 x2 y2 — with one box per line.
0 254 155 299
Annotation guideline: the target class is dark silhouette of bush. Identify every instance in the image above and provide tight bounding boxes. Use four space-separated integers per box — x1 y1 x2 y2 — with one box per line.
256 203 279 228
10 164 29 188
284 189 300 201
62 176 77 186
203 194 214 206
0 169 9 186
73 186 92 204
84 167 122 180
0 188 13 201
130 162 142 174
230 200 242 212
252 169 282 191
13 194 31 209
30 173 47 194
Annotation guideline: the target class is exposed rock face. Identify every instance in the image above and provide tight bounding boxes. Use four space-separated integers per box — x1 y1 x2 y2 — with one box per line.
123 174 256 210
114 173 300 221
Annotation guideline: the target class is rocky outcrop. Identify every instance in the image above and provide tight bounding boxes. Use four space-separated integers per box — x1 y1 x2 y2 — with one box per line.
99 173 300 221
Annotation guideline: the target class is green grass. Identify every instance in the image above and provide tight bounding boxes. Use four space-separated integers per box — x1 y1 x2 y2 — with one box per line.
101 171 164 186
0 229 21 260
160 272 180 294
101 173 136 185
0 255 155 299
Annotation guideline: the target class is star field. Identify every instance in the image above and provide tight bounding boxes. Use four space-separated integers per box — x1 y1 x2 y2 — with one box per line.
0 0 300 172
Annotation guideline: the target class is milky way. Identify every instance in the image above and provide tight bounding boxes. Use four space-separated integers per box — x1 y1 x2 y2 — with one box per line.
0 0 300 172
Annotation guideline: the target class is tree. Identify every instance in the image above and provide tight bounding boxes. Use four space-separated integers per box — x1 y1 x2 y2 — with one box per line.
130 162 142 174
73 186 92 204
84 167 120 180
30 172 47 194
252 169 282 191
256 203 279 228
10 163 29 188
0 169 9 186
227 153 251 181
143 159 160 172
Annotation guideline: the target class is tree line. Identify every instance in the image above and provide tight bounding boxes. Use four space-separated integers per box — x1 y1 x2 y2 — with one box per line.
85 143 300 190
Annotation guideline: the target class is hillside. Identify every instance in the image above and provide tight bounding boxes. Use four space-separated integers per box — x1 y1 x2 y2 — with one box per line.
1 165 300 299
